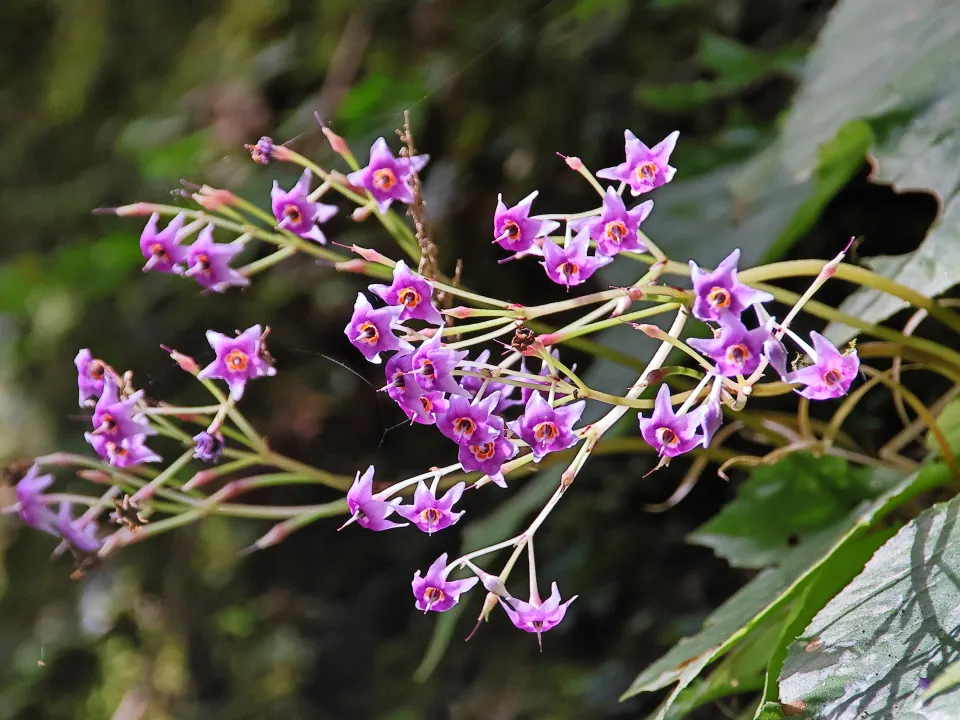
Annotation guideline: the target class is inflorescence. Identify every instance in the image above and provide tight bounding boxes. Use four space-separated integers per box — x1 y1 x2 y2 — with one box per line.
4 122 862 644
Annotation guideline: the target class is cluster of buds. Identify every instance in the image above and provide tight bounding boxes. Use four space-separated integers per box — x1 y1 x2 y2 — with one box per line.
5 118 869 649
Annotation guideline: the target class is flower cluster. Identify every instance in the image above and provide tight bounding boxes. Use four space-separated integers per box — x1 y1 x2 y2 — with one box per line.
14 465 103 556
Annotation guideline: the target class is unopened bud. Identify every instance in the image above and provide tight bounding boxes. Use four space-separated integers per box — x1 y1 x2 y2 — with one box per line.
464 560 512 599
627 287 645 301
351 206 372 222
335 259 370 274
193 187 238 212
556 152 583 171
183 470 216 491
322 126 350 156
77 469 112 484
115 203 156 217
611 295 632 317
445 306 472 319
244 136 274 164
160 345 200 375
348 245 390 264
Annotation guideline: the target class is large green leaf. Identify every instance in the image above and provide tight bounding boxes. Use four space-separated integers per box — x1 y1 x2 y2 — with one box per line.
621 462 951 715
688 454 888 569
778 496 960 719
777 0 960 180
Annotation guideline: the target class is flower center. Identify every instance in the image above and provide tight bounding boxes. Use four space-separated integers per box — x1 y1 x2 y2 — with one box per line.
708 286 731 309
106 442 123 458
391 371 406 389
357 322 379 345
454 417 476 437
88 361 105 380
100 414 116 431
655 427 679 447
823 368 842 386
604 221 628 242
472 442 495 461
423 586 445 604
420 359 435 378
419 396 434 413
283 204 302 224
373 168 397 191
420 507 443 525
195 253 211 274
150 243 168 259
398 287 421 308
531 620 544 632
225 349 249 372
502 220 521 242
726 343 751 367
558 262 579 279
534 422 558 442
637 161 658 180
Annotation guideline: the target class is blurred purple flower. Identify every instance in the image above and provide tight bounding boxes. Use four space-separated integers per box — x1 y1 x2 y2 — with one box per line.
90 381 155 442
139 212 189 274
346 137 429 213
55 504 101 554
344 293 412 364
346 466 406 531
411 331 469 396
15 465 57 535
271 168 338 244
184 225 249 292
193 430 224 463
85 433 162 468
75 349 108 407
540 228 613 289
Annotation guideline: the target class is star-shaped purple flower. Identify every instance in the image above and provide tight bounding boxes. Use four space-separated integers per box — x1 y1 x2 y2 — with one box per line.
369 260 443 325
346 466 406 532
411 330 469 396
383 351 423 407
509 392 585 462
346 137 429 213
597 130 679 196
459 434 518 488
140 212 189 274
90 381 156 442
499 582 577 649
85 433 162 468
15 465 57 535
197 324 277 400
436 392 504 446
75 348 109 407
345 293 412 364
401 390 449 426
540 228 613 289
689 249 774 322
493 191 560 257
55 504 102 554
688 314 771 377
184 225 250 292
570 188 653 256
785 331 860 400
638 384 702 458
271 168 338 244
395 481 466 534
411 553 479 612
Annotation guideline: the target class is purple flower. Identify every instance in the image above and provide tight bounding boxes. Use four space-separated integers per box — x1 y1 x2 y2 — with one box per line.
197 324 277 400
570 188 653 256
411 331 469 396
597 130 679 196
638 384 702 458
689 249 774 322
15 465 57 535
90 382 156 441
140 212 189 274
509 392 585 462
346 466 406 531
75 349 108 407
271 168 338 244
193 430 224 463
383 351 424 407
411 553 479 612
85 433 162 467
346 137 429 213
697 379 724 448
499 582 577 648
784 332 860 400
436 392 504 446
459 434 518 488
688 315 770 377
369 260 443 325
55 504 101 554
184 225 249 292
540 228 613 289
345 293 412 364
493 191 560 256
395 481 466 534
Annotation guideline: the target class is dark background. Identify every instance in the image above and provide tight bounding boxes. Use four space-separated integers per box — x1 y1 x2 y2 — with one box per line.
0 1 941 718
